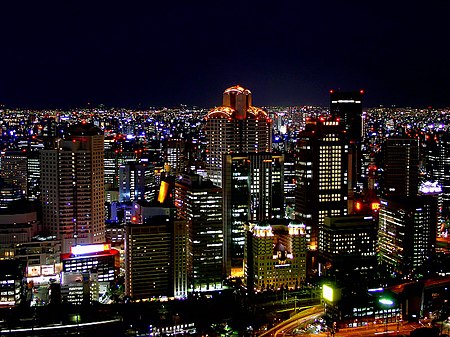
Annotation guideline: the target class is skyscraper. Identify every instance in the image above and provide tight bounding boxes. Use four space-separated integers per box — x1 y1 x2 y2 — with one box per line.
378 196 436 279
425 131 450 217
204 85 272 187
330 90 364 143
41 123 105 253
382 138 419 198
330 90 364 199
175 173 223 291
295 118 348 251
222 152 284 276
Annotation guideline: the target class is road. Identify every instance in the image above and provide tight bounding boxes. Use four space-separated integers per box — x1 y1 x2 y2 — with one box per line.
257 305 324 337
315 321 422 337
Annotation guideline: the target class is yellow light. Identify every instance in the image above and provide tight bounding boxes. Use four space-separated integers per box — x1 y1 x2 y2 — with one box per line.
323 284 334 302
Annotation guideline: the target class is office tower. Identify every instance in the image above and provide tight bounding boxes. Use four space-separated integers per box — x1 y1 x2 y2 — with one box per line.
175 173 223 291
330 90 363 144
27 151 40 201
124 206 173 299
119 162 155 202
425 131 450 217
104 149 136 189
283 152 296 219
173 220 189 299
330 90 364 195
378 196 436 279
418 181 443 236
244 221 307 292
382 138 419 198
318 215 377 285
165 139 185 175
295 118 348 251
222 153 284 276
0 152 27 195
41 123 105 254
204 85 272 187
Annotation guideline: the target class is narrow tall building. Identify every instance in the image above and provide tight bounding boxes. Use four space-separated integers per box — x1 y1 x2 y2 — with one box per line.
175 173 223 291
330 90 364 200
41 123 105 253
425 131 450 217
204 85 272 187
295 118 348 251
382 138 419 198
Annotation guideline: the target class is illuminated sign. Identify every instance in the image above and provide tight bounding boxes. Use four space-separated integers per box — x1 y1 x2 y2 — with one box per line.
323 285 334 302
71 243 111 256
322 284 341 302
371 202 380 211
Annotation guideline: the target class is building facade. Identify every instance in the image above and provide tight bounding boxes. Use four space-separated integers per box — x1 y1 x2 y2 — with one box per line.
204 85 272 187
41 123 105 253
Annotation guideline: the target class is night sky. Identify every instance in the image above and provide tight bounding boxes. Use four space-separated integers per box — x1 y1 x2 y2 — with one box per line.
1 1 449 109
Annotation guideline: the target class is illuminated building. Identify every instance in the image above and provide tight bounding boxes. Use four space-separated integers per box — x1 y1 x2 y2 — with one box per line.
330 90 364 196
0 151 27 195
244 221 307 291
124 206 173 299
283 152 296 218
104 149 136 190
204 85 272 187
222 153 284 276
41 123 105 253
0 259 26 306
15 237 61 280
165 139 185 175
318 215 377 285
378 196 437 279
60 271 99 304
330 90 363 144
175 173 223 291
27 151 41 201
419 181 443 236
425 131 450 217
382 138 419 198
0 180 23 209
295 118 348 251
61 243 119 286
119 161 155 202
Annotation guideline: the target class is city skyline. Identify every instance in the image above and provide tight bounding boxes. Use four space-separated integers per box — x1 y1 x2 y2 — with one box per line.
1 2 450 109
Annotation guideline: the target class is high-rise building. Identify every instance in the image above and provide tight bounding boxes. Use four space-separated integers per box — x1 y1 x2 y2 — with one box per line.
330 90 364 200
382 138 419 198
222 153 284 276
175 173 223 291
0 152 27 195
318 215 377 285
204 85 272 187
295 118 348 251
378 196 437 279
425 131 450 217
330 90 364 144
165 139 185 175
119 162 155 202
244 221 307 292
124 206 173 299
41 123 105 253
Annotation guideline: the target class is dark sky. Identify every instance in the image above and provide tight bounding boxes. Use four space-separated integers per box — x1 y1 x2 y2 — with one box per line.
1 1 449 109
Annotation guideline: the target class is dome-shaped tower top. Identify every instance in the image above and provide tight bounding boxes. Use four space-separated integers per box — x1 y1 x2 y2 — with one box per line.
222 85 252 120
